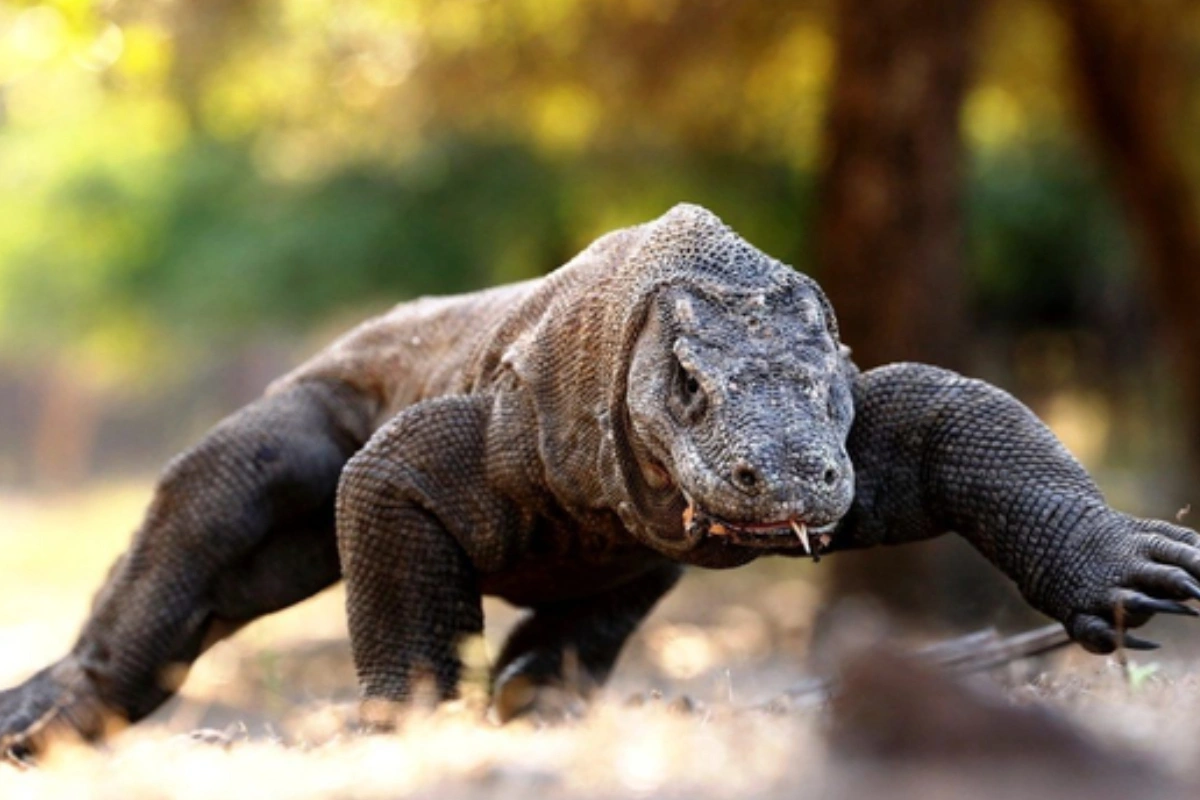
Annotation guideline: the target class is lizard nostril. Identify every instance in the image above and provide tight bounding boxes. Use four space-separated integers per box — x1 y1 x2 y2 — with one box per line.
732 462 761 492
823 466 839 486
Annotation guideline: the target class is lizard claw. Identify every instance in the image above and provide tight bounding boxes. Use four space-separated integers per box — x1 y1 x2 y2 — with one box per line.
1068 613 1160 653
492 675 587 726
1120 633 1161 651
0 658 111 758
1116 590 1198 618
1050 514 1200 654
2 743 35 771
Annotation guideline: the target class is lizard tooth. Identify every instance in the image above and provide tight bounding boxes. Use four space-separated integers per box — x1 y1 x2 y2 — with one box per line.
790 520 811 554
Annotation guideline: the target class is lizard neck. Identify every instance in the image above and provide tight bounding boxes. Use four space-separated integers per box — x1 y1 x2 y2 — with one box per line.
476 225 699 554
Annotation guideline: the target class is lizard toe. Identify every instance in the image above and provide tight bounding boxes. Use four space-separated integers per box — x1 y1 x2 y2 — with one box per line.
1067 613 1160 654
0 657 112 758
492 674 587 726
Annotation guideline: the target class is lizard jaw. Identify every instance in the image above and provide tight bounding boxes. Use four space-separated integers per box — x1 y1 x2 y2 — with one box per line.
680 493 836 559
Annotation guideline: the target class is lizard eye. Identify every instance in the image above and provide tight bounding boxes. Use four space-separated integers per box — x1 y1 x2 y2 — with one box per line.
670 359 707 424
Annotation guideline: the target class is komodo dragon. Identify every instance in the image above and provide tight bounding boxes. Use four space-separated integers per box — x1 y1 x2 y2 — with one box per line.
3 203 1200 756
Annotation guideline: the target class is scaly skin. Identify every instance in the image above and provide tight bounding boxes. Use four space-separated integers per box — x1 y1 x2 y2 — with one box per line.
2 204 1198 758
835 364 1200 649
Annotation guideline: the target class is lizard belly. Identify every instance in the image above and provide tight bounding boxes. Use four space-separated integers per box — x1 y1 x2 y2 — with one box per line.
479 547 667 607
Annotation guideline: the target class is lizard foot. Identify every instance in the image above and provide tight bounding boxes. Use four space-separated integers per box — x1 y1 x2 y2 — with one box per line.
0 657 115 761
178 723 250 750
624 690 704 716
492 674 587 726
1049 515 1200 654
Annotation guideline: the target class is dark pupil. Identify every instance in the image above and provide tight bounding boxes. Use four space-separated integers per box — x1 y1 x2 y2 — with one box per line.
685 376 700 395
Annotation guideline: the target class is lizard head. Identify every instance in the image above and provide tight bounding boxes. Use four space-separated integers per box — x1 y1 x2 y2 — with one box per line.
513 202 855 564
621 253 855 563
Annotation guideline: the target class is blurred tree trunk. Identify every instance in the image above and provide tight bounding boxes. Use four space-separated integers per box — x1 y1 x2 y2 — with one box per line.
816 0 990 622
816 0 979 370
1056 0 1200 490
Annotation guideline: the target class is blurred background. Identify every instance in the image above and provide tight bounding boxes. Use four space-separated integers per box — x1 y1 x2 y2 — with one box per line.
2 0 1200 705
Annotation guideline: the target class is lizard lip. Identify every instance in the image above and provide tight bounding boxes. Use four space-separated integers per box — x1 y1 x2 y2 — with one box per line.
711 517 838 551
680 493 837 557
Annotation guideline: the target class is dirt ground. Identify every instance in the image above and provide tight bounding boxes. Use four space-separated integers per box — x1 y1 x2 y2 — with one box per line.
3 483 1200 799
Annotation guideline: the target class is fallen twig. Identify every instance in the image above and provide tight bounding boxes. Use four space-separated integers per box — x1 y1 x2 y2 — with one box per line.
755 623 1072 711
916 623 1072 674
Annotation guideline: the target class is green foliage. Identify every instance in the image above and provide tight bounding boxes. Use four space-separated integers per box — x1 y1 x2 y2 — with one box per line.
113 138 568 337
0 128 813 370
968 142 1135 329
1126 660 1161 691
0 0 828 379
0 0 1188 386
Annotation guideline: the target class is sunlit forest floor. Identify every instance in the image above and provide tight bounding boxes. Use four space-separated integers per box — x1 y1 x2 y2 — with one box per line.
3 483 1200 799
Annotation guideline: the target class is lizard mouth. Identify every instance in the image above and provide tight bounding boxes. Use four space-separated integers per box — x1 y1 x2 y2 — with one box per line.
680 493 837 561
